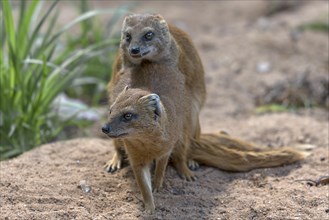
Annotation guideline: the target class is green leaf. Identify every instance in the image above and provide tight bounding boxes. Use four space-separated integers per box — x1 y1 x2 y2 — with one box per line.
255 104 290 114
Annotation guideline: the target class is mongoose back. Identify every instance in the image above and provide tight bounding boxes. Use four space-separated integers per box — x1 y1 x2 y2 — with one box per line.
103 88 310 213
106 13 206 180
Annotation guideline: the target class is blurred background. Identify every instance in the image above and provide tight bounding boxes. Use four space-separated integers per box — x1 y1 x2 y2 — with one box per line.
1 0 328 160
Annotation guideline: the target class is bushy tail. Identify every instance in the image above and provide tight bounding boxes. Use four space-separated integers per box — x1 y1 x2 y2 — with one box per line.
190 133 312 172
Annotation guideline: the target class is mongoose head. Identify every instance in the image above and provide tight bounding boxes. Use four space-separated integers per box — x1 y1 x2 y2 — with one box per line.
120 13 171 64
102 87 165 139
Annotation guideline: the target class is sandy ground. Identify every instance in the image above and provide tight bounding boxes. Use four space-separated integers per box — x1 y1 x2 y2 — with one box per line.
1 1 328 219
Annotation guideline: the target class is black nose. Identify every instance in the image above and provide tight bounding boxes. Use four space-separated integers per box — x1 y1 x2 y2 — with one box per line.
130 47 140 55
102 124 111 134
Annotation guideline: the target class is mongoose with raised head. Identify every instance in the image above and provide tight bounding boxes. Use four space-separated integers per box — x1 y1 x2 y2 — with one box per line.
104 13 311 179
105 13 206 180
102 87 310 213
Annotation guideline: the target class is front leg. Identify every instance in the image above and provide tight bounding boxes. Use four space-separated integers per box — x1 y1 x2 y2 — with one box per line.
104 139 125 173
131 164 155 214
153 154 170 192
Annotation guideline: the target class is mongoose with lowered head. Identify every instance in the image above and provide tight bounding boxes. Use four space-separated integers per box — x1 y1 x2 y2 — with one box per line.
102 87 310 213
103 86 182 214
105 13 206 180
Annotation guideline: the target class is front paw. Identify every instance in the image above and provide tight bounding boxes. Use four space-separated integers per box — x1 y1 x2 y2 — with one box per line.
145 204 155 215
104 156 122 173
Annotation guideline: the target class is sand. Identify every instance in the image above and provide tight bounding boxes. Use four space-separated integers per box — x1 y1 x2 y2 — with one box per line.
1 1 328 219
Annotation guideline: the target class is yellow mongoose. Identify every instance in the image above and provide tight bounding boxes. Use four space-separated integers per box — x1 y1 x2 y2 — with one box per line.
103 87 180 214
102 13 310 213
105 13 206 181
102 87 309 213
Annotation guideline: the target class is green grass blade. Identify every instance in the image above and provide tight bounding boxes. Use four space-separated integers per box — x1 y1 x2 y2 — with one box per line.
1 0 128 160
1 0 16 51
47 8 125 47
27 0 59 58
17 0 40 58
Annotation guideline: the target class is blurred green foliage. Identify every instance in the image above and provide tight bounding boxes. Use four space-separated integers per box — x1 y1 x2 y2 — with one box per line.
298 21 329 33
255 104 291 114
0 0 130 160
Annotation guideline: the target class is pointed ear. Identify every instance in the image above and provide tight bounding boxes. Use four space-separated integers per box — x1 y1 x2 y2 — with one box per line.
139 93 162 117
122 14 134 33
117 85 129 98
123 14 134 24
153 14 166 25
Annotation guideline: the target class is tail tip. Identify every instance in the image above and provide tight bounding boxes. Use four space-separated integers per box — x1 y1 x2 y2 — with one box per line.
293 144 316 151
299 151 312 158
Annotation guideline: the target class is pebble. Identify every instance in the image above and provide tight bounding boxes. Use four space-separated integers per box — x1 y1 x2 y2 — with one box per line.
126 196 133 202
256 61 271 73
80 180 92 193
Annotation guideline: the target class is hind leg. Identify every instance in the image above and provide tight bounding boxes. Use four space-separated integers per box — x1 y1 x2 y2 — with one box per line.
172 139 197 181
187 105 202 171
188 159 200 171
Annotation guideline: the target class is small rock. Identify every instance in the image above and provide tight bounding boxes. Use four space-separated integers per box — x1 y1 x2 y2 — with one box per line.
256 61 271 73
125 196 133 202
79 180 92 193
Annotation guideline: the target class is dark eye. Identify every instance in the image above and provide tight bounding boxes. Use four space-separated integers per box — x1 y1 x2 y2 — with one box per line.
125 33 131 42
123 113 133 122
144 31 154 41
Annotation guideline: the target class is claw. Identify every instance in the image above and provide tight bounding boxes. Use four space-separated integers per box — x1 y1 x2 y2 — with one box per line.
188 159 200 171
104 155 122 173
185 175 197 181
173 160 197 181
107 165 117 173
179 172 197 181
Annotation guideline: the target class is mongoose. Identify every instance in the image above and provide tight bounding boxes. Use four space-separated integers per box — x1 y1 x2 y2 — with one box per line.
102 13 312 213
105 13 206 180
102 87 310 213
103 87 182 214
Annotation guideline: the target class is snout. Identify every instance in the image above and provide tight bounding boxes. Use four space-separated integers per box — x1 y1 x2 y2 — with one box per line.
101 124 111 134
129 47 141 57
